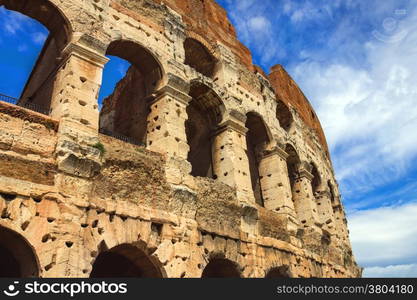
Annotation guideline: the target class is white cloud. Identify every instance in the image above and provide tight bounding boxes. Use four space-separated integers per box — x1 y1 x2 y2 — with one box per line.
349 202 417 271
364 264 417 278
248 16 270 32
32 32 47 45
291 7 417 196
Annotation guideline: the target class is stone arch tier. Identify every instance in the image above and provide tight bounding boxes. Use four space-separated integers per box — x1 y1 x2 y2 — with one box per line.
265 265 292 278
1 0 72 109
202 258 241 278
184 38 218 78
0 226 40 278
90 244 164 278
186 81 225 178
245 112 271 206
99 40 165 145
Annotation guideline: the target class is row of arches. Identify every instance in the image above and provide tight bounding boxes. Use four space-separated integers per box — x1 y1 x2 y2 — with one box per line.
0 225 290 278
0 2 339 219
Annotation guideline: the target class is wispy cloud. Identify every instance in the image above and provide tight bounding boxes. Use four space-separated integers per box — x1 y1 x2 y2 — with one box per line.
291 5 417 199
364 264 417 278
349 202 417 269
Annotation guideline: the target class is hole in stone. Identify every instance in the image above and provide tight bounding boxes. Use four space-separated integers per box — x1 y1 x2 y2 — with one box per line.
92 220 98 228
81 223 88 228
151 222 163 236
109 213 115 222
21 221 30 231
156 125 161 130
154 116 159 121
47 217 55 223
79 100 87 106
44 263 53 271
80 76 87 83
65 241 73 248
0 193 16 201
42 234 51 243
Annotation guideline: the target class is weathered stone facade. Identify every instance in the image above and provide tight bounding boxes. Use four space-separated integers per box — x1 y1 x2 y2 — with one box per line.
0 0 361 278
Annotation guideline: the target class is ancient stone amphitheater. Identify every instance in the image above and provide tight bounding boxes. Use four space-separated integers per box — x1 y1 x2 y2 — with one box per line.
0 0 361 278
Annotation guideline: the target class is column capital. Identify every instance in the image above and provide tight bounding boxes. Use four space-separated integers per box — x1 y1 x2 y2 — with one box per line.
215 119 248 136
152 84 192 106
298 168 314 181
262 146 289 160
62 42 109 67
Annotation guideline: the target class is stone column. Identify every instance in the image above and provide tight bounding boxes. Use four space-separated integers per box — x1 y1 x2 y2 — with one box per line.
258 147 295 215
146 75 193 185
315 189 336 234
292 165 321 227
212 119 253 204
50 42 108 130
52 39 109 178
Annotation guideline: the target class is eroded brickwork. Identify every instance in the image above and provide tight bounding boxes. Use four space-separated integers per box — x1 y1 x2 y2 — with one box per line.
0 0 360 278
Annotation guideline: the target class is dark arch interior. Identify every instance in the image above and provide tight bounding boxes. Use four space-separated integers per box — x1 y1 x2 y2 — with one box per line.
99 40 163 145
90 244 162 278
276 100 293 131
266 266 291 278
285 144 301 188
186 82 224 178
1 0 71 113
202 258 241 278
0 226 39 278
184 38 217 78
310 163 321 194
245 112 270 206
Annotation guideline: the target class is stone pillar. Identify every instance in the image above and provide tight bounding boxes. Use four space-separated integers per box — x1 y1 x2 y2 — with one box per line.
315 189 336 234
146 75 193 185
333 199 349 242
292 166 321 227
258 147 295 215
50 42 108 130
212 119 253 204
146 84 191 159
51 40 109 178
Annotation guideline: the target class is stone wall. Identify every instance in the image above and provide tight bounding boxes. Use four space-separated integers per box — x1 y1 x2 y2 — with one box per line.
0 0 360 278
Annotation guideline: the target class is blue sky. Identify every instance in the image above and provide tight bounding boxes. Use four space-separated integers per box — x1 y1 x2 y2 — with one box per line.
1 1 417 277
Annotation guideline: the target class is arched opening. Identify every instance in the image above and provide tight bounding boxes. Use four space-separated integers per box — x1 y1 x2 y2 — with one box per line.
245 112 270 206
90 244 163 278
0 226 39 277
202 258 241 278
276 99 293 132
0 0 71 114
310 163 321 195
265 266 291 278
327 180 337 207
99 40 163 146
184 38 217 78
186 82 224 178
285 145 300 189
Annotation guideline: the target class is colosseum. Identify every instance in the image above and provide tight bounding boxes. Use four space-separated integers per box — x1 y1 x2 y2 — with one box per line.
0 0 361 278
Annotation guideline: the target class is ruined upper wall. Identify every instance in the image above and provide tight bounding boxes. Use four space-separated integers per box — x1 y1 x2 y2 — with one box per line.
269 65 330 157
142 0 329 156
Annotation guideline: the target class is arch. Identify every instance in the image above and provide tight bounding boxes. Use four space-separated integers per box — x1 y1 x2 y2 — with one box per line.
310 163 321 195
0 225 40 277
90 243 164 278
202 258 241 278
184 38 218 78
245 112 271 206
99 39 164 145
285 144 301 188
265 265 292 278
1 0 72 112
276 99 293 132
186 81 225 178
